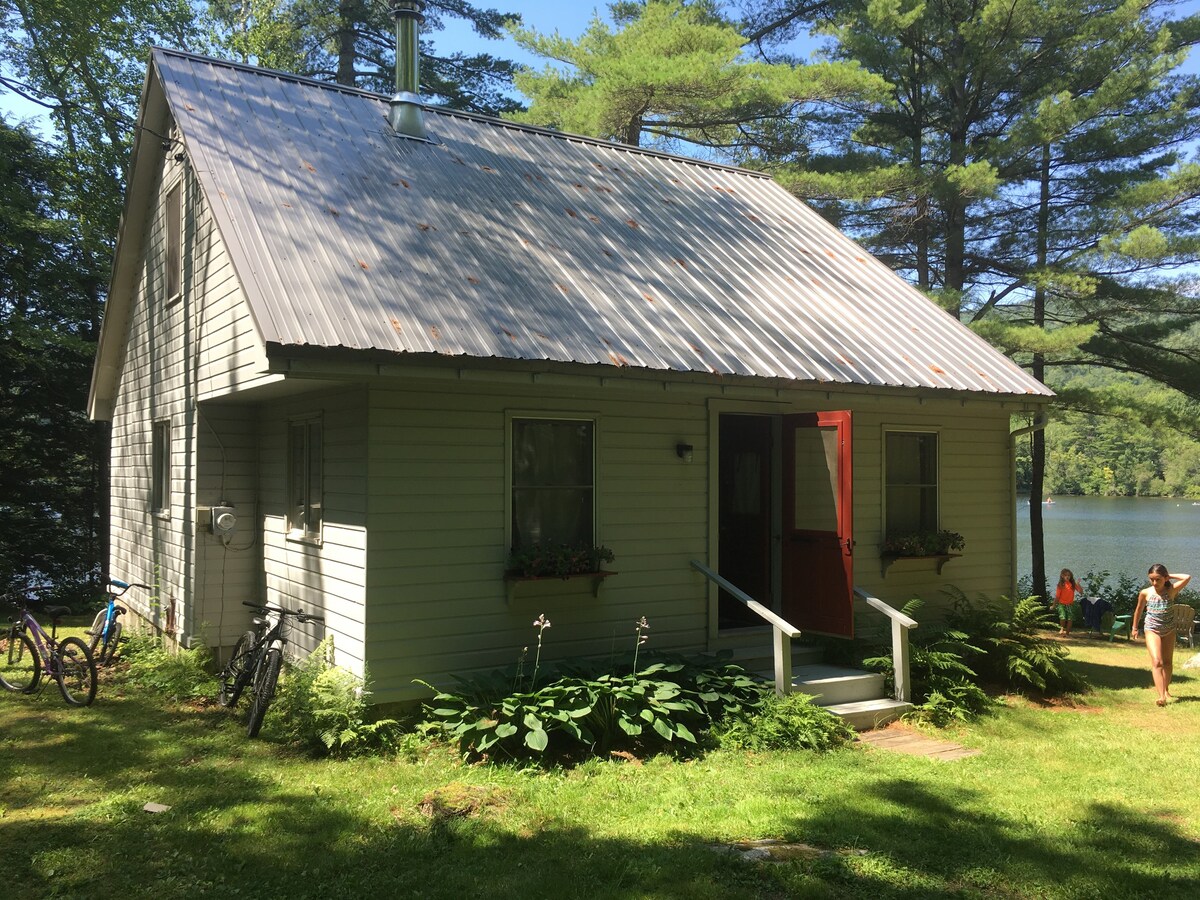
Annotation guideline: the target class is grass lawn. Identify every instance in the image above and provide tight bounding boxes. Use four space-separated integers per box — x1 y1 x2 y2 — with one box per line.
2 626 1198 899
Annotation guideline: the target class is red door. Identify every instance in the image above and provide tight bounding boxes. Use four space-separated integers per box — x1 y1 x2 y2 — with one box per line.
782 411 854 637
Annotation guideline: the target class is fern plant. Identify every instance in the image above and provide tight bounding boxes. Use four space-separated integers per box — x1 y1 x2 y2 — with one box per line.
943 588 1089 695
862 598 991 725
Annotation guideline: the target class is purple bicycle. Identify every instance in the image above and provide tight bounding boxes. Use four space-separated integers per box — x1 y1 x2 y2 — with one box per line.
0 594 98 707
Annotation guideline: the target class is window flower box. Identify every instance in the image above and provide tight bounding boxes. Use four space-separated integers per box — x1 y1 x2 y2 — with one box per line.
504 543 616 603
879 530 964 577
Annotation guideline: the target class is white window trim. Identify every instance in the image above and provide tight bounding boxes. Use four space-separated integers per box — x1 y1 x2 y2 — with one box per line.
151 418 171 518
881 425 941 539
165 178 183 306
286 415 324 546
505 410 600 552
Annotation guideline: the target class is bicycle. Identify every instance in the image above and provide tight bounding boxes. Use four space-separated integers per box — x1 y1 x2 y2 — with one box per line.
216 600 324 737
1 594 98 706
86 578 148 665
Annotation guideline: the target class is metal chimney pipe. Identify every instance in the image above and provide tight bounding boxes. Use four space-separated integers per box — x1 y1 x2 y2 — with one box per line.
388 1 427 139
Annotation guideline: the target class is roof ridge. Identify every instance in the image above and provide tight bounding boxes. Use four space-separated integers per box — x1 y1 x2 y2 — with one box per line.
150 46 770 179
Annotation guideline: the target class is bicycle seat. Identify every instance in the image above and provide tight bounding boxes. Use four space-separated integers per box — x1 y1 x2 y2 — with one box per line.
43 605 72 618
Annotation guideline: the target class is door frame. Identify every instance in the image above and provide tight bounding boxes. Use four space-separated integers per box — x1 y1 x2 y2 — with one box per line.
705 401 855 644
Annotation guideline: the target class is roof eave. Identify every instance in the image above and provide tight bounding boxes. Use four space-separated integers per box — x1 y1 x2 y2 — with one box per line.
87 57 168 421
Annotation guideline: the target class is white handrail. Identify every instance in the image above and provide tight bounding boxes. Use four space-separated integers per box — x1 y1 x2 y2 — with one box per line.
690 560 801 696
854 586 918 702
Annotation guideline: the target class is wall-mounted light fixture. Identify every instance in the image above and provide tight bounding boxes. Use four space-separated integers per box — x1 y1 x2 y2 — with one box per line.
676 442 694 463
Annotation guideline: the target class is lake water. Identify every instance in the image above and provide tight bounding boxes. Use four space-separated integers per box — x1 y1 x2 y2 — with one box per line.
1016 495 1200 590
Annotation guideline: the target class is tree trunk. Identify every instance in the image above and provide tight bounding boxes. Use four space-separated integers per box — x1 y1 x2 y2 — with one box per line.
336 0 359 87
1029 143 1052 604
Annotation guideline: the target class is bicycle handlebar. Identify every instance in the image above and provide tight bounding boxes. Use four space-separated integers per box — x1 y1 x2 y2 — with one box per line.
108 578 150 593
241 600 325 623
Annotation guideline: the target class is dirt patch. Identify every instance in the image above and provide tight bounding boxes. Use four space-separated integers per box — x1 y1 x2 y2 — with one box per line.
1025 695 1103 713
418 782 507 822
710 839 870 864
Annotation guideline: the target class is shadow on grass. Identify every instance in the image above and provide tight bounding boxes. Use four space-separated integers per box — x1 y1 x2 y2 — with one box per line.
3 688 1199 900
787 778 1200 899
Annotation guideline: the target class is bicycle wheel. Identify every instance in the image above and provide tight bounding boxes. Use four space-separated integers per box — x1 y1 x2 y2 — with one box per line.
55 637 97 707
245 647 282 738
0 631 40 693
97 621 123 666
217 630 258 708
86 609 108 655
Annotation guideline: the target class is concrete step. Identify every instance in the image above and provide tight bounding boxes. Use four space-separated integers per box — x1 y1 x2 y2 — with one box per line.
791 664 886 706
821 698 913 731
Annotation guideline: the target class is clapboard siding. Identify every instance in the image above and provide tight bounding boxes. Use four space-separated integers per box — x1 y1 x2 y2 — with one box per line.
356 374 1022 704
257 389 369 671
106 133 273 650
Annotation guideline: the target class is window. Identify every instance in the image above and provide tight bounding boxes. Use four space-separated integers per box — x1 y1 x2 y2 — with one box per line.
288 418 323 540
165 182 182 302
151 420 170 514
885 431 938 536
511 418 594 550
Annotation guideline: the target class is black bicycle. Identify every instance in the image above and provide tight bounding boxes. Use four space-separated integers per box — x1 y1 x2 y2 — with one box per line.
217 601 324 737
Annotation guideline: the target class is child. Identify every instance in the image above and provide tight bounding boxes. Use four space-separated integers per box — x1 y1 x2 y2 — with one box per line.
1132 564 1192 706
1055 569 1083 636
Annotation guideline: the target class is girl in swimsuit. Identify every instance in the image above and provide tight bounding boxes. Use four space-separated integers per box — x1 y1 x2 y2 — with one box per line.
1131 564 1191 706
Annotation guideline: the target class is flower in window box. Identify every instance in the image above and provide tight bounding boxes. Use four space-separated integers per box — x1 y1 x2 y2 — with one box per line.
507 543 615 578
881 530 965 557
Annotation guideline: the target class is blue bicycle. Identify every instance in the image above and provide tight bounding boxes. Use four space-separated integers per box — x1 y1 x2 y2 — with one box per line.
86 578 147 666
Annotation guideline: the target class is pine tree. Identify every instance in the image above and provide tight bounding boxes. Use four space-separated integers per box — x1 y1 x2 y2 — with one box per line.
206 0 524 114
508 0 885 150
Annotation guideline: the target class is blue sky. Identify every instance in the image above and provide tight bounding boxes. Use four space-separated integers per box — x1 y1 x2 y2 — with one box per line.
2 2 1199 130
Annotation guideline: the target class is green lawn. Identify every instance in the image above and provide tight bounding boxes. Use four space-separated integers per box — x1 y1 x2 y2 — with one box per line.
1 630 1197 899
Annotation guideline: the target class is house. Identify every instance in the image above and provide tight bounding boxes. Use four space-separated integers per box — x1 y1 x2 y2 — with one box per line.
88 41 1051 707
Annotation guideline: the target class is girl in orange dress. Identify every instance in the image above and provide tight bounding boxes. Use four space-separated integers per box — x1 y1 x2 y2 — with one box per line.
1054 569 1083 636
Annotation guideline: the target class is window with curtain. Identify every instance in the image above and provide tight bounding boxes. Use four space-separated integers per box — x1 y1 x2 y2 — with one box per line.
151 420 170 514
511 418 594 551
165 182 182 303
885 431 938 537
288 418 323 540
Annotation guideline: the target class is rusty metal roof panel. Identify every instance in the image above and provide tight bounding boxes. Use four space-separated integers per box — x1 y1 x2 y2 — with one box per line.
153 49 1052 397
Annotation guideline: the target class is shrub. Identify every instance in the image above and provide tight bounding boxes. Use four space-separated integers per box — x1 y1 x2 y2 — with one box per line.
862 599 992 726
120 633 217 701
713 692 853 752
944 588 1089 695
272 637 399 755
419 660 768 763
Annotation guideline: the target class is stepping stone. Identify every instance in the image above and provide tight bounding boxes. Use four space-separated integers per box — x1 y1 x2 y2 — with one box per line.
856 725 980 760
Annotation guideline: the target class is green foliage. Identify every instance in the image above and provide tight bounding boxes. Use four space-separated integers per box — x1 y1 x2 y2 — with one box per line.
881 529 965 556
418 658 767 763
505 544 614 578
272 637 399 755
205 0 523 115
509 0 885 149
863 599 992 726
0 121 105 597
119 633 217 701
712 692 853 752
944 588 1089 696
1016 396 1200 497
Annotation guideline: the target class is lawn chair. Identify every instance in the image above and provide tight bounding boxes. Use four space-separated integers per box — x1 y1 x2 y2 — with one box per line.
1101 611 1132 642
1169 604 1196 648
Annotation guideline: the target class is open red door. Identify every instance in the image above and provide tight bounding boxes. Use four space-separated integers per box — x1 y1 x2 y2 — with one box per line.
781 411 853 637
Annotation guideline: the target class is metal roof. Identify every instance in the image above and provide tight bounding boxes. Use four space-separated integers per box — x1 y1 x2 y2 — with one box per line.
152 48 1051 397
